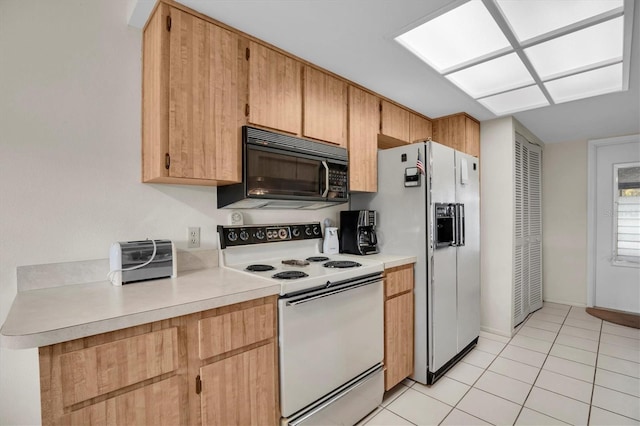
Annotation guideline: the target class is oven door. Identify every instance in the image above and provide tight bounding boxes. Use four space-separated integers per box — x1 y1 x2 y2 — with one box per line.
246 144 346 201
278 275 383 418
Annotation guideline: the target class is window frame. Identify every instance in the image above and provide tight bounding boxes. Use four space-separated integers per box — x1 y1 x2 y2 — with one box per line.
612 161 640 268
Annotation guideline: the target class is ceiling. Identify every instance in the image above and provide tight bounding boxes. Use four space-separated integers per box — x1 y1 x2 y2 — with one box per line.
129 0 640 144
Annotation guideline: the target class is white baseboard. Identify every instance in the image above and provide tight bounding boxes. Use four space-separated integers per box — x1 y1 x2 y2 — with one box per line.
543 298 587 308
480 325 512 338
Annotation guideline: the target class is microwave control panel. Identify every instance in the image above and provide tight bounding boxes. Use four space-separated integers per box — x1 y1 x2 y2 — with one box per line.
327 165 348 199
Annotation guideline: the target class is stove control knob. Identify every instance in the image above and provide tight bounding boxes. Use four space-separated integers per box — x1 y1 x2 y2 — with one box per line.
304 226 312 236
227 230 238 242
239 230 249 241
312 225 320 236
292 227 301 238
255 229 265 240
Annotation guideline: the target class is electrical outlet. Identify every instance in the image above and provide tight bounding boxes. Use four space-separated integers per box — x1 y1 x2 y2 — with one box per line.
188 227 200 248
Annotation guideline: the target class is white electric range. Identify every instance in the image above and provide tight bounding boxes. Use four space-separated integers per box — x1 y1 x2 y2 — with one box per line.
218 222 385 426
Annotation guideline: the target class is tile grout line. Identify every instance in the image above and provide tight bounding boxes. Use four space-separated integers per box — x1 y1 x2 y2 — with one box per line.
511 305 575 425
586 312 604 425
436 334 517 425
376 305 637 426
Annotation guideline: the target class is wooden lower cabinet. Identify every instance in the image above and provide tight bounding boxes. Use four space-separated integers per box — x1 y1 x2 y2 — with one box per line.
60 377 182 426
39 296 279 426
383 264 415 391
200 342 277 425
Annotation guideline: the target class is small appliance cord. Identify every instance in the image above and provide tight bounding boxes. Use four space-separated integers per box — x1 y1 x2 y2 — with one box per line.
108 239 158 284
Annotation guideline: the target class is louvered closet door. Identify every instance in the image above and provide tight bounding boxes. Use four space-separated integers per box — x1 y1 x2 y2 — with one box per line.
528 144 543 311
514 134 543 327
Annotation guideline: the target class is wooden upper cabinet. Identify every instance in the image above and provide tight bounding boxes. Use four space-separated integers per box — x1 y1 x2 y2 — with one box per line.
247 41 302 135
410 114 432 143
433 113 480 157
465 117 480 158
348 86 379 192
380 100 411 142
303 66 347 146
380 101 432 146
142 4 242 185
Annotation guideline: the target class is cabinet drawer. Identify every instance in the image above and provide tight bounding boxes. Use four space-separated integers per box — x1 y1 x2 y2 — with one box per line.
61 376 181 426
385 265 414 298
60 327 179 407
198 302 275 359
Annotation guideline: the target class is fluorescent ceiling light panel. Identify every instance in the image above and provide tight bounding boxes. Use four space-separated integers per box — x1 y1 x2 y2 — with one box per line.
395 0 631 116
446 53 534 98
395 1 510 72
545 62 623 103
524 16 624 79
496 0 623 41
478 85 549 115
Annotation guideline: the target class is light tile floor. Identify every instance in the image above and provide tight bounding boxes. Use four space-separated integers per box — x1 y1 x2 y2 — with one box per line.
359 303 640 425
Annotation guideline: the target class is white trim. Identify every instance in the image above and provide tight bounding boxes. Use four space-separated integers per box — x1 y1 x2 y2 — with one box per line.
587 134 640 307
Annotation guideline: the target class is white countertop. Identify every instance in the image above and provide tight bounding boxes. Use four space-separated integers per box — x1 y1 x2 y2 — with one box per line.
1 252 415 350
341 253 416 269
1 267 280 349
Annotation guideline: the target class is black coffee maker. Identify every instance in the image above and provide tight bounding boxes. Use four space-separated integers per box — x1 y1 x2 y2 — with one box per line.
340 210 379 255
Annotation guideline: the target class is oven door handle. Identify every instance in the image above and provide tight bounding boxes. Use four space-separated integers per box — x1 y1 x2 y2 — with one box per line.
285 277 382 306
321 161 330 198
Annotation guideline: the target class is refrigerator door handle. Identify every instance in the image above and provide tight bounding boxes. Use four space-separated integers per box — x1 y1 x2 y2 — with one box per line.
456 204 465 247
450 203 458 247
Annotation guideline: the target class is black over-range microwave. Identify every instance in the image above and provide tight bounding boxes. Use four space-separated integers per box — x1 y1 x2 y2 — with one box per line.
217 126 349 209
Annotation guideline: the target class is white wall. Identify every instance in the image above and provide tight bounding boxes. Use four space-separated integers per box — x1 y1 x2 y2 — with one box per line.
542 140 588 306
479 117 515 337
0 1 340 424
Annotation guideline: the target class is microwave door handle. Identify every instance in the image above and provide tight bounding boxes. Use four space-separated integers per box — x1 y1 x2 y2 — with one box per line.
321 161 329 197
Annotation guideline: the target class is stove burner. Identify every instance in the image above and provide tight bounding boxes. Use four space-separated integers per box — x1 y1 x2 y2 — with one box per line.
282 259 310 266
272 271 309 280
246 264 275 272
323 260 362 269
306 256 330 262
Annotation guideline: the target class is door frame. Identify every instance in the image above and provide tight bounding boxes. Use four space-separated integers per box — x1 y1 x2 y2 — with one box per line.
587 134 640 307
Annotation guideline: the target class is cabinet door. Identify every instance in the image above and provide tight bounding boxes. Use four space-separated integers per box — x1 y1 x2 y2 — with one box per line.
384 292 414 390
433 114 480 157
40 318 189 426
380 100 411 142
200 342 278 426
348 86 379 192
410 114 432 143
60 377 182 426
464 117 480 158
168 8 241 182
304 66 347 146
248 41 302 135
434 115 465 152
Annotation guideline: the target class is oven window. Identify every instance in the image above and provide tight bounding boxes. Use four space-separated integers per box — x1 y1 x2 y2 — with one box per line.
246 148 321 197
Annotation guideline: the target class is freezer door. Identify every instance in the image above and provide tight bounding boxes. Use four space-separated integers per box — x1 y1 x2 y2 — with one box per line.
427 143 458 373
455 152 480 351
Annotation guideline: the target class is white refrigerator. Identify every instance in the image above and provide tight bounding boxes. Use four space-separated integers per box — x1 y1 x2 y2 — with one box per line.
351 141 480 384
